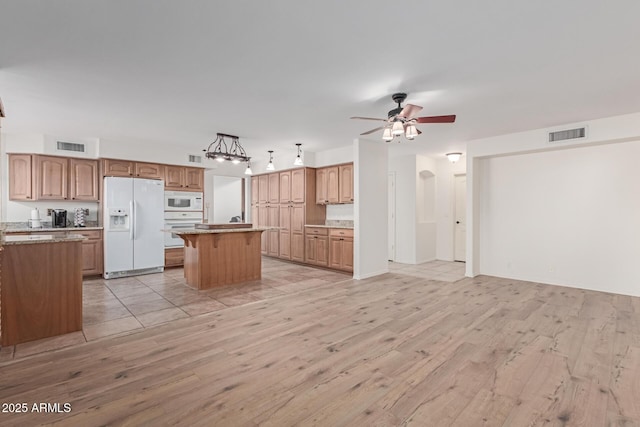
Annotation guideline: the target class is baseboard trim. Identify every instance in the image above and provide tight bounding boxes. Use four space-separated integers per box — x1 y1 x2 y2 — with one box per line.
354 268 389 280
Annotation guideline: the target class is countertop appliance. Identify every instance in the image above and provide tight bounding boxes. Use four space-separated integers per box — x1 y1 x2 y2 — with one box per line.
52 209 67 228
103 177 165 279
165 190 203 212
164 211 203 248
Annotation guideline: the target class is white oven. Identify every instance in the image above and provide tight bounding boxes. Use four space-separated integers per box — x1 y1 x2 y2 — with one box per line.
164 191 203 212
164 211 203 248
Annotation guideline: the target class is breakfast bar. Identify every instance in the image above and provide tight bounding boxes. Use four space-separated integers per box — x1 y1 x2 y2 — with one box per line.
171 227 269 290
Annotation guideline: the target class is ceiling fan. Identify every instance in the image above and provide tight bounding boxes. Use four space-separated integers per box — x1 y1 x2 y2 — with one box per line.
351 93 456 141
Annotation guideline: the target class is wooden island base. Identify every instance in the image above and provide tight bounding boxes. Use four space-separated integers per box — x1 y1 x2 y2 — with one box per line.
181 230 265 290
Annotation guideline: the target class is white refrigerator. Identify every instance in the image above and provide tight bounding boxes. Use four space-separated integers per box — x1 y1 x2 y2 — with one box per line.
103 177 165 279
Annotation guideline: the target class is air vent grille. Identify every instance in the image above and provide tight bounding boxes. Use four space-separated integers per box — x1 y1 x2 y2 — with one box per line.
188 154 202 164
548 127 586 143
56 141 85 152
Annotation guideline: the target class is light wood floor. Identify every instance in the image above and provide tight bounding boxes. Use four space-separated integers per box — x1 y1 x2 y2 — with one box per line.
0 261 639 426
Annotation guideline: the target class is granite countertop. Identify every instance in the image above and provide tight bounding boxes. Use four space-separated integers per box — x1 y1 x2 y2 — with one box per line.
3 226 104 233
304 224 354 229
2 234 87 245
166 227 274 235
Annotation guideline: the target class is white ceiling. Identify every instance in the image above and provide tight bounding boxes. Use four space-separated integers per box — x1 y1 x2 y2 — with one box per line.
1 1 639 163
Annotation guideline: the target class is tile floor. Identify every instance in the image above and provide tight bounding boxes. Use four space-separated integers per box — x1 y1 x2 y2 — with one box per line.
1 258 464 361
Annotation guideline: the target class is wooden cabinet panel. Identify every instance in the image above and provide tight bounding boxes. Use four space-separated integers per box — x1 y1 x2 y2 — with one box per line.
165 165 185 190
81 239 103 276
291 169 306 203
316 168 327 204
103 159 134 177
279 205 291 232
267 205 279 257
165 247 184 267
329 237 343 270
326 166 339 204
291 205 305 234
70 158 99 201
258 175 269 204
291 233 305 262
316 236 329 266
343 238 354 271
279 171 291 204
328 229 353 272
279 231 291 259
135 162 164 180
8 154 33 200
36 155 68 200
305 235 317 264
305 228 328 267
251 176 259 205
258 206 268 254
268 173 280 204
339 163 354 203
185 168 204 191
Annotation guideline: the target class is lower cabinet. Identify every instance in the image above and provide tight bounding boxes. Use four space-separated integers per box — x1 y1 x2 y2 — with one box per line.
305 234 329 267
77 230 104 276
329 228 354 272
165 247 184 267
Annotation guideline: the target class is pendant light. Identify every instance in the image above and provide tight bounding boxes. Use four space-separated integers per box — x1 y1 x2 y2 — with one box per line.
293 143 304 166
204 133 250 165
266 150 275 171
244 160 253 175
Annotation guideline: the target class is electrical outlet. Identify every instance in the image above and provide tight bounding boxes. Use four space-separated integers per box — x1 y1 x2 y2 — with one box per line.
47 208 53 216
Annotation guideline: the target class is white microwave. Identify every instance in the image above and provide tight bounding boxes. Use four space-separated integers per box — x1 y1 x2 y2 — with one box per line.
164 191 203 211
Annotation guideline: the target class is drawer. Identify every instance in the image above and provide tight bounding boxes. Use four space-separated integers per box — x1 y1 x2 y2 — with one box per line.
75 230 102 240
165 247 184 267
305 227 329 236
329 228 353 238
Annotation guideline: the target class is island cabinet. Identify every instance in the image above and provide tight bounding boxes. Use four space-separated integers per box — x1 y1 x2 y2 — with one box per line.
165 247 184 267
329 228 354 272
316 163 353 205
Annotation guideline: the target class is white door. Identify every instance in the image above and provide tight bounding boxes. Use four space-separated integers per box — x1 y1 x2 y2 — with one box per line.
104 177 134 274
388 172 396 261
454 175 466 262
133 178 165 270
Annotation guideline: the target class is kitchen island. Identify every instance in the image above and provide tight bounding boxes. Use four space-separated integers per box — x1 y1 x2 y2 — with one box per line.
171 228 269 290
1 234 85 346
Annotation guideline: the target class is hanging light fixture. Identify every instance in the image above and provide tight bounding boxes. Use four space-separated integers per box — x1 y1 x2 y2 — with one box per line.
266 150 275 171
446 152 462 163
203 133 250 164
244 160 253 175
405 125 418 140
293 143 304 166
392 120 404 136
382 127 393 141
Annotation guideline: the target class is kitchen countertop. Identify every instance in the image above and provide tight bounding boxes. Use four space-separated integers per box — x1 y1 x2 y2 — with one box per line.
2 234 87 245
167 227 273 235
3 226 103 233
304 224 354 229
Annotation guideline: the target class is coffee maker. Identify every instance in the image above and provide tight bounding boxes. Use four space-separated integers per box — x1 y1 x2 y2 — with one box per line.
52 209 67 228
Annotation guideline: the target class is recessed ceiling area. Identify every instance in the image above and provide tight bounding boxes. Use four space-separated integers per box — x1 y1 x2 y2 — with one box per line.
1 1 639 163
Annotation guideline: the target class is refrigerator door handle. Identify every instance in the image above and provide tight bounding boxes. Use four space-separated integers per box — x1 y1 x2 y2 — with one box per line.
129 200 135 240
133 200 138 240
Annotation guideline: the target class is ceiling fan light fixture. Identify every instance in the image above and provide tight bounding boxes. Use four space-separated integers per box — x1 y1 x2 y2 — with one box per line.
392 120 404 136
382 127 393 141
293 143 304 166
446 152 462 163
266 150 275 171
405 124 418 139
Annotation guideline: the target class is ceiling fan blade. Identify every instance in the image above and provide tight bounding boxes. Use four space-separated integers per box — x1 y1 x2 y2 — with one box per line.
350 116 387 122
399 104 423 119
360 126 385 135
416 115 457 123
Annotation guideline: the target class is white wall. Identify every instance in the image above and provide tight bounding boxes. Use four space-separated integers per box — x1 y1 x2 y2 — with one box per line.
388 155 416 263
435 158 467 261
354 138 388 279
314 145 353 167
211 176 243 223
467 111 640 296
326 204 353 221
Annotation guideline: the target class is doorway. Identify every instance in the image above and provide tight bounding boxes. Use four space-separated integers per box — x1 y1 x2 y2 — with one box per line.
454 174 466 262
388 172 396 261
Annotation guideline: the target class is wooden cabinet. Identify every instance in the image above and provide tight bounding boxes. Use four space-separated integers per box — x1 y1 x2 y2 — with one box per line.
329 228 354 272
267 205 279 257
36 155 68 200
279 206 291 259
268 173 280 204
316 163 353 205
279 171 291 204
291 168 306 203
135 162 164 180
8 154 33 200
251 176 259 205
165 247 184 267
76 230 103 276
103 159 134 177
163 166 203 191
70 158 99 201
305 227 329 266
258 205 268 254
339 163 354 203
258 175 269 204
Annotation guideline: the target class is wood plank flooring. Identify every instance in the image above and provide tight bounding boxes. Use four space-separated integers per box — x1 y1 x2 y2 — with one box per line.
0 260 639 426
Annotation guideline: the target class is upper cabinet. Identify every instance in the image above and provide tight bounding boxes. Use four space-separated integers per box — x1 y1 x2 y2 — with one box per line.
103 159 134 177
279 171 291 204
164 166 203 192
291 168 306 203
135 162 164 180
9 154 98 201
8 154 33 200
70 158 99 201
251 176 259 205
316 163 352 205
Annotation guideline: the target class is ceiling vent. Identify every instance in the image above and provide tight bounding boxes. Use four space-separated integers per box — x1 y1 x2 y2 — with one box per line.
56 141 86 153
548 127 586 143
188 154 202 164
